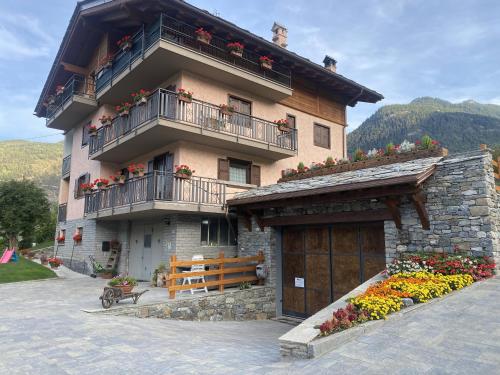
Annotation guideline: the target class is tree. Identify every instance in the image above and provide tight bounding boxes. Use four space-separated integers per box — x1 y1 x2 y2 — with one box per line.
0 180 50 249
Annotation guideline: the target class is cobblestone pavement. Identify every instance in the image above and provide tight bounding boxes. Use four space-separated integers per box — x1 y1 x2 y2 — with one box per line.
1 269 500 374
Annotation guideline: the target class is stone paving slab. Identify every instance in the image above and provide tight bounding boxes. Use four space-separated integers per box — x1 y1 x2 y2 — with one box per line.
1 275 500 374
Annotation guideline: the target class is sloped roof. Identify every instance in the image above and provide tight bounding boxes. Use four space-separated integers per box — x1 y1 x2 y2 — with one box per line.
228 156 443 206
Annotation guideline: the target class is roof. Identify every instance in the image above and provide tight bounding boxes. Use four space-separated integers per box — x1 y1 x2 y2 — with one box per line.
228 156 443 207
35 0 384 115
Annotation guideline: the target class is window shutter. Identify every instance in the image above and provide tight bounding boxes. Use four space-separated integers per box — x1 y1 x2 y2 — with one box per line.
74 178 79 199
218 159 230 180
250 165 261 186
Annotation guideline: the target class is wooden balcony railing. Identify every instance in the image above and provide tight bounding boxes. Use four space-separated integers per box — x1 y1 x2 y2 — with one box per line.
58 204 67 223
95 13 291 93
88 89 297 156
84 171 226 215
61 155 71 176
46 75 95 121
168 251 265 299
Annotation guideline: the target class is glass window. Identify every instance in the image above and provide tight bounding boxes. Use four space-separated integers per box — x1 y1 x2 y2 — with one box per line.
201 217 237 246
144 234 152 248
314 123 331 149
82 122 91 147
228 159 250 184
286 114 296 129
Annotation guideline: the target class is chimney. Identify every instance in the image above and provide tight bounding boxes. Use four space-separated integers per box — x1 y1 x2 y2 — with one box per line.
323 55 337 73
272 22 288 48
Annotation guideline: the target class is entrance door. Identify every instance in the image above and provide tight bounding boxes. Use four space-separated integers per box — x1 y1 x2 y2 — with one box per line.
281 222 385 318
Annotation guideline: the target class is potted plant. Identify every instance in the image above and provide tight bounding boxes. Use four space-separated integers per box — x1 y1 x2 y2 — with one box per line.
88 124 97 136
274 119 290 133
117 35 132 51
219 104 235 116
226 41 244 57
175 164 195 179
48 257 63 269
73 232 82 244
55 85 65 96
94 178 109 190
110 172 126 185
177 88 193 103
108 275 137 294
127 163 145 177
131 89 150 106
115 102 132 117
99 115 113 126
80 182 95 194
56 234 65 244
40 253 48 266
152 263 167 287
259 56 273 70
195 27 212 45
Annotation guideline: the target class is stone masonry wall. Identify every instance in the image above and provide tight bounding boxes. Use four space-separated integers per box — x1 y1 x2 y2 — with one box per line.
100 286 276 321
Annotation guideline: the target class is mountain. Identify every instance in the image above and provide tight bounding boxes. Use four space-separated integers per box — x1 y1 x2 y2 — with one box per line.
347 97 500 154
0 140 63 201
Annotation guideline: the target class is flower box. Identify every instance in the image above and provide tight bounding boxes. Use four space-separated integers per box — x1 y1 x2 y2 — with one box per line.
176 172 191 179
179 95 192 104
278 124 290 133
195 28 212 45
115 285 134 294
119 109 129 117
279 147 448 183
219 104 235 116
260 61 273 70
55 85 65 96
230 50 243 58
175 165 195 179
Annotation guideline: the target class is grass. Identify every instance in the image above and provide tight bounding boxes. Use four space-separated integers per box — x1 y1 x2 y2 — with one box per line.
0 256 56 284
31 240 54 252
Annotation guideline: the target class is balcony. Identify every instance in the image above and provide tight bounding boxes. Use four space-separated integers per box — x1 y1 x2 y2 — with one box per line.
58 204 67 223
46 75 97 131
84 171 226 220
95 14 292 104
89 89 297 162
61 155 71 180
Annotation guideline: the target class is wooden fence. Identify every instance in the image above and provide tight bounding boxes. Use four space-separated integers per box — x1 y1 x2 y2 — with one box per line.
168 251 264 299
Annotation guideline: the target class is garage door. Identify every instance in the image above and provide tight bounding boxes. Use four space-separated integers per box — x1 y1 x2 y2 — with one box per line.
282 222 386 318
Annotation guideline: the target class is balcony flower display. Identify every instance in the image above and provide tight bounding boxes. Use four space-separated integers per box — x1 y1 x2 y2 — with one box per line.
219 104 235 116
108 275 138 293
177 88 193 103
80 182 95 194
195 27 212 45
274 119 290 133
55 234 65 244
94 178 109 190
88 124 97 135
99 115 113 126
117 35 132 51
110 172 126 185
175 164 195 179
48 257 63 269
55 85 65 96
226 41 244 57
131 89 150 105
259 56 274 70
73 232 82 243
127 163 145 177
115 102 132 117
46 95 56 106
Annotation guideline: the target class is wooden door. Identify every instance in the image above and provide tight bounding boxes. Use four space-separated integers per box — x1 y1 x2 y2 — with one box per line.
305 227 331 316
331 225 361 301
360 222 386 281
282 227 306 317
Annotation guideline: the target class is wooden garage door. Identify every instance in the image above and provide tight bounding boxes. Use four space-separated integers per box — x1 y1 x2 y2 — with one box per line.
282 222 385 318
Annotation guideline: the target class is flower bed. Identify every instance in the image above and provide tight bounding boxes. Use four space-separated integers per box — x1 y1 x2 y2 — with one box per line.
317 252 495 338
279 136 447 183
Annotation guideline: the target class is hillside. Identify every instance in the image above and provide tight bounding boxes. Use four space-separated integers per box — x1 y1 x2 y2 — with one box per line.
347 97 500 154
0 140 63 201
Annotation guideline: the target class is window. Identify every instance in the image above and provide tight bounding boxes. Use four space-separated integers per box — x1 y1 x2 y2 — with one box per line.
82 122 91 147
74 173 90 198
218 159 261 186
286 114 296 129
228 96 251 127
314 123 330 149
144 234 152 248
201 217 238 246
75 227 83 246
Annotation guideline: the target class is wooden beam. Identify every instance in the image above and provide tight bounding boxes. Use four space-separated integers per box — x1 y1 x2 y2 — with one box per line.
60 62 89 76
260 209 392 227
384 197 402 229
411 191 430 230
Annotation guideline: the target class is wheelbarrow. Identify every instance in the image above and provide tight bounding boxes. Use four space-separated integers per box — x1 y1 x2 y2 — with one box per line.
99 286 148 309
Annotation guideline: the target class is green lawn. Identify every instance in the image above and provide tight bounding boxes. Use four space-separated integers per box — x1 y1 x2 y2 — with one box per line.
0 257 56 284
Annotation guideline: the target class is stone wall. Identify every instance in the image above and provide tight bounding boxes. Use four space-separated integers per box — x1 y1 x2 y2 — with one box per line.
99 286 276 321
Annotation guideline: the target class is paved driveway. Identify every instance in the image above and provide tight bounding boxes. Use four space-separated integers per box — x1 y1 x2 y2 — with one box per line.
1 269 500 374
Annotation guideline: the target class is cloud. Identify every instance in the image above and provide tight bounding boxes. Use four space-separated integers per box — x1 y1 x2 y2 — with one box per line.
0 13 55 60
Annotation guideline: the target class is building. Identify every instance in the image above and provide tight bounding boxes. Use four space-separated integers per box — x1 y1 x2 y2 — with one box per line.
228 149 500 319
35 0 382 280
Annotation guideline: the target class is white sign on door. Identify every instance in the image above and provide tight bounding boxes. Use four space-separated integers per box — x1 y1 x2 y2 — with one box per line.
294 277 304 288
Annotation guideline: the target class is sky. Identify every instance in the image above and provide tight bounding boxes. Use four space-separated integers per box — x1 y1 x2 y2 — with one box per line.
0 0 499 143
